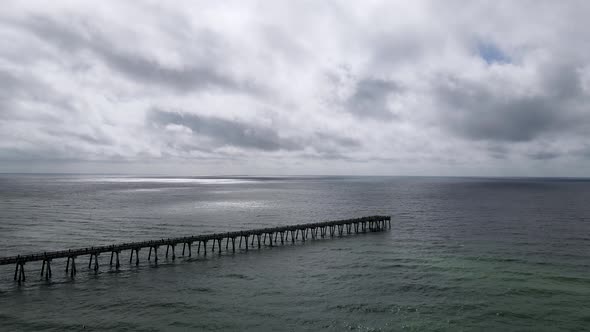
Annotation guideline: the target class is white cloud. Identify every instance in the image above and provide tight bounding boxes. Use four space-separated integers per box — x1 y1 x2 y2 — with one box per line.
1 1 590 176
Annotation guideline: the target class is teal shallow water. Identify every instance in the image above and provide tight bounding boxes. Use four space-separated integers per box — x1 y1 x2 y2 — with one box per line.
0 176 589 331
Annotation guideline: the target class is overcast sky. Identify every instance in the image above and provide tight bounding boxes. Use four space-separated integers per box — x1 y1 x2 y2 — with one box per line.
1 1 590 176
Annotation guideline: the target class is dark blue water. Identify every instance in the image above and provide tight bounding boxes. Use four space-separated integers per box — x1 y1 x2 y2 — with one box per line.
0 175 589 331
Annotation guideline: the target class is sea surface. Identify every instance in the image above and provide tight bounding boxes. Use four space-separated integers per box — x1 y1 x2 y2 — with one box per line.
0 175 589 331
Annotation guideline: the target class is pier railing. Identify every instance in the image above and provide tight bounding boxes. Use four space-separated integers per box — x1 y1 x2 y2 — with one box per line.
1 215 391 282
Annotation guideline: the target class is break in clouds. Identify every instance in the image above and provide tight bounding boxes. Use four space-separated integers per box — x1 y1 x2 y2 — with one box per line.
1 1 590 176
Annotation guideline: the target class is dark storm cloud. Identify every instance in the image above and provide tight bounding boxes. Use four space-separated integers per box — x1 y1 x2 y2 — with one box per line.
434 65 588 142
481 144 509 160
150 110 302 151
16 16 261 94
528 151 560 160
345 78 400 120
150 110 363 155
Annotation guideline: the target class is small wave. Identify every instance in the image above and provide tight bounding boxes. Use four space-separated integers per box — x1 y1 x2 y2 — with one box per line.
544 275 590 285
333 273 374 281
465 256 523 263
332 303 390 314
500 287 560 297
396 283 454 294
485 310 535 320
224 273 254 280
189 287 213 293
328 247 352 251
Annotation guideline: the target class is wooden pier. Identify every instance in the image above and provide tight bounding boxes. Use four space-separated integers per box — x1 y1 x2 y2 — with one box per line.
0 216 390 282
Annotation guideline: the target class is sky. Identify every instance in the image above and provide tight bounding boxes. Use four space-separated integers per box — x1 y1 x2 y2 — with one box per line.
1 1 590 176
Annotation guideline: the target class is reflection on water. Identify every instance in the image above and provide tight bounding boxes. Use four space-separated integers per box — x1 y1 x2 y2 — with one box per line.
193 200 268 209
65 176 256 184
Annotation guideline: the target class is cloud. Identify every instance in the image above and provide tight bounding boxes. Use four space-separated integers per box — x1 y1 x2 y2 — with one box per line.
528 151 560 160
345 78 400 120
14 16 261 94
149 109 301 152
0 1 589 176
434 62 589 142
148 109 362 159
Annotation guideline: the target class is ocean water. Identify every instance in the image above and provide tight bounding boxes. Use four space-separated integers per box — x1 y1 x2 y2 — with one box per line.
0 175 589 331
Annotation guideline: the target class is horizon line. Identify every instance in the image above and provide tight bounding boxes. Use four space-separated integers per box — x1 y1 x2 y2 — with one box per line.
0 172 589 180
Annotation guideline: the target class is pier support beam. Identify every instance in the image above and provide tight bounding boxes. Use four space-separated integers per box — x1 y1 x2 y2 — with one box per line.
181 242 193 257
88 253 99 272
110 251 121 268
14 261 25 282
66 256 77 277
129 248 140 265
148 246 159 263
40 258 52 280
165 244 176 260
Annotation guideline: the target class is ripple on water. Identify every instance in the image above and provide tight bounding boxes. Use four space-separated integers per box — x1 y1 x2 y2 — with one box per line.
223 273 255 280
2 176 590 331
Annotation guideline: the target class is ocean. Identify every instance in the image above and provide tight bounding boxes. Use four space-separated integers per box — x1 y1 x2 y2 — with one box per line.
0 175 589 331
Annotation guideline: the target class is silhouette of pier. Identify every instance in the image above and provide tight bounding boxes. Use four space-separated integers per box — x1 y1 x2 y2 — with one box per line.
1 216 391 282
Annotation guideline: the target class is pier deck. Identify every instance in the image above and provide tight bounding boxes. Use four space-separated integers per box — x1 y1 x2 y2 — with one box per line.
1 215 390 282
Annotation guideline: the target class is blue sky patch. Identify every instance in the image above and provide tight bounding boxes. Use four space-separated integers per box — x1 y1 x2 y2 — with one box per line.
477 41 510 64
